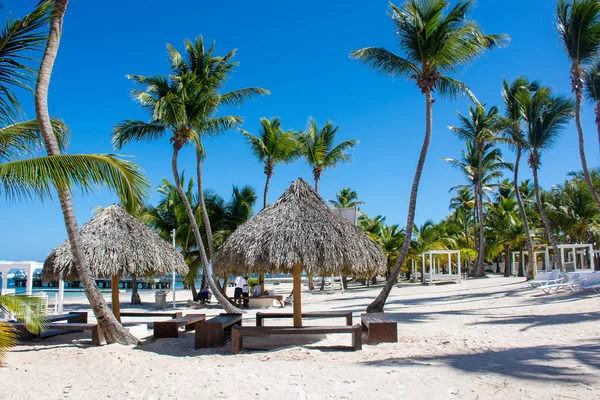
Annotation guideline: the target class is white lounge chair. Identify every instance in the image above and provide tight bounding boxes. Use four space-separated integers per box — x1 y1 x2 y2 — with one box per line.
580 282 600 293
529 270 563 288
538 273 585 294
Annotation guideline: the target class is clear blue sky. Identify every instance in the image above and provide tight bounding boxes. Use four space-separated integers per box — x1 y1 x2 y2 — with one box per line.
2 0 599 262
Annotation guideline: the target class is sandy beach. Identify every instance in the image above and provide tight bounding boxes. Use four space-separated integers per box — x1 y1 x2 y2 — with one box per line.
3 276 600 400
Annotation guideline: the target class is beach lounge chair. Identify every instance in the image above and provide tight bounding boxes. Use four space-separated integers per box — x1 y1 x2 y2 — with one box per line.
538 273 585 294
580 281 600 293
529 270 563 288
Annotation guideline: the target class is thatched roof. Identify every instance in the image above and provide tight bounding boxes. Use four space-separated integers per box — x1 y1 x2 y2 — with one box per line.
214 178 385 277
43 204 188 282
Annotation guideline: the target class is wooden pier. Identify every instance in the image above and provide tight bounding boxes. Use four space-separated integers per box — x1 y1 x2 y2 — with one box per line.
13 276 177 290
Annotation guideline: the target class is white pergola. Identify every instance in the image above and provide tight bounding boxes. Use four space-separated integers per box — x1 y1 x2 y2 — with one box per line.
0 261 62 314
557 244 595 270
419 250 461 284
511 248 551 275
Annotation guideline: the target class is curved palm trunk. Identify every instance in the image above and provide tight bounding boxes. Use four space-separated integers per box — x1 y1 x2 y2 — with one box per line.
367 91 433 313
259 170 273 293
532 165 562 271
35 0 137 344
174 146 240 313
573 68 600 212
195 152 227 297
513 146 535 280
595 104 600 154
463 206 470 249
130 274 141 305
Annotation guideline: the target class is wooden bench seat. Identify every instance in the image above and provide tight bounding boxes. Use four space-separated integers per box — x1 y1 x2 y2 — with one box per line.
120 311 183 319
227 295 285 308
46 322 104 346
231 324 362 354
13 312 88 341
195 313 242 349
153 314 205 339
256 311 353 327
360 313 398 344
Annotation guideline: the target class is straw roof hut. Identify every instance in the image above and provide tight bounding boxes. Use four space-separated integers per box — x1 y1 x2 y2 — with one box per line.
215 178 385 326
43 204 188 319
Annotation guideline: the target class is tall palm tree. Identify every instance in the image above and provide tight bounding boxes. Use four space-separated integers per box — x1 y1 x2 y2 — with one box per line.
351 0 507 312
295 119 357 194
501 77 540 279
168 37 268 270
30 0 148 344
329 188 365 209
241 117 298 209
112 55 240 314
523 87 575 271
449 187 474 249
557 0 600 212
449 104 508 277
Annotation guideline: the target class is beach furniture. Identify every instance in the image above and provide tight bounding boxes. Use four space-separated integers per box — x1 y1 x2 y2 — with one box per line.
13 311 88 340
45 322 104 346
580 282 600 293
538 273 585 294
256 311 353 327
231 324 362 354
120 311 183 319
360 313 398 344
528 270 564 288
227 295 285 308
195 313 242 349
153 313 205 339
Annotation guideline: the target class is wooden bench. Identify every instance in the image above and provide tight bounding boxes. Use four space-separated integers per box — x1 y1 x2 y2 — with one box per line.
13 312 88 340
46 322 104 346
256 311 353 327
120 311 183 319
153 314 205 339
231 324 362 354
227 295 285 308
195 313 242 349
360 313 398 344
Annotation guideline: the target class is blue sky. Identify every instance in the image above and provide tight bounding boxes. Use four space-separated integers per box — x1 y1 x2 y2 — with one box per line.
2 0 600 262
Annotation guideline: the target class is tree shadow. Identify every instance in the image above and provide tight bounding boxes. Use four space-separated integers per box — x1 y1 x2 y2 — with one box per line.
470 311 600 331
362 342 600 383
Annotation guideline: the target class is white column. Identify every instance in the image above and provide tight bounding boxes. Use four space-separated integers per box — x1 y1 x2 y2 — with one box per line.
545 248 550 271
26 264 34 295
457 251 462 283
590 245 595 270
58 279 64 314
421 253 425 283
1 267 7 295
560 247 565 270
429 253 433 283
572 246 577 269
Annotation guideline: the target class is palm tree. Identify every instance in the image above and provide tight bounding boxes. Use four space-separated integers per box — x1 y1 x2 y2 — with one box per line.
557 0 600 212
351 0 507 312
449 187 474 249
24 0 148 344
411 220 452 282
449 104 508 277
329 188 365 209
295 119 357 194
0 295 47 364
522 87 575 271
583 61 600 152
501 77 540 279
112 50 240 314
241 117 298 208
169 37 268 272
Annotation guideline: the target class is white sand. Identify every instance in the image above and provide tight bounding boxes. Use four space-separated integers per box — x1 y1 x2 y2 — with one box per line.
4 277 600 399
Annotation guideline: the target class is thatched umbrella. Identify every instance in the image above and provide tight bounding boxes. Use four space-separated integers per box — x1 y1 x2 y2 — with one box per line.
43 204 188 320
215 178 385 327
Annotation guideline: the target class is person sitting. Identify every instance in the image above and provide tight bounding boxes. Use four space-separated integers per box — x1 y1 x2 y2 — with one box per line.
253 284 263 297
234 275 246 306
242 276 250 308
198 288 211 304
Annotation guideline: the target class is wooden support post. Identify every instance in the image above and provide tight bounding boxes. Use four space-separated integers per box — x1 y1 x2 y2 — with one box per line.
260 272 265 294
293 265 302 328
111 274 121 323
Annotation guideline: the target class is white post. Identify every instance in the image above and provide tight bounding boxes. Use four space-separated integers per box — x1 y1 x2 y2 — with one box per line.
545 248 550 271
457 251 461 283
172 228 176 309
429 253 433 283
58 279 64 314
560 247 565 270
572 246 577 269
0 267 7 295
421 253 425 283
590 245 595 270
26 264 34 295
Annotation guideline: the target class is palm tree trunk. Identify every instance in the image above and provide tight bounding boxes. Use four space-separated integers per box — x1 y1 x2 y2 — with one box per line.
34 0 137 344
173 145 240 313
463 206 470 249
573 70 600 212
130 274 141 305
504 245 511 277
513 145 535 280
472 147 486 277
532 165 562 271
367 91 434 313
595 103 600 154
260 170 273 293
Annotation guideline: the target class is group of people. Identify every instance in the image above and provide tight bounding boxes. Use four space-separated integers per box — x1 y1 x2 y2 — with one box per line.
234 275 250 308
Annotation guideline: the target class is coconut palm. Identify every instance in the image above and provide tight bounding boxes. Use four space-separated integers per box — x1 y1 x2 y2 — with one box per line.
0 294 47 364
351 0 507 312
522 87 575 271
295 119 357 194
449 104 509 277
241 117 298 208
584 61 600 152
501 77 540 279
411 220 452 282
449 187 474 249
556 0 600 212
329 188 365 209
112 58 240 314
